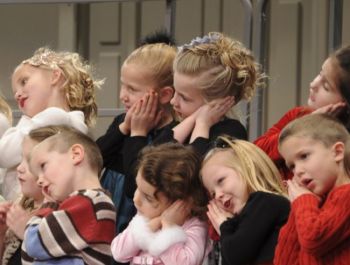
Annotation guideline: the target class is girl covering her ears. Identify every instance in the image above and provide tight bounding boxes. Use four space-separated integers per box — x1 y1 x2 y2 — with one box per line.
255 45 350 180
156 32 265 155
111 142 211 265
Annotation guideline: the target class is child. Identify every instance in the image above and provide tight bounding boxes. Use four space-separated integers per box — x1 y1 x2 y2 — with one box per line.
156 32 264 155
0 47 102 200
254 44 350 179
96 42 177 234
22 126 116 265
275 114 350 265
111 142 210 265
201 136 290 265
0 126 62 265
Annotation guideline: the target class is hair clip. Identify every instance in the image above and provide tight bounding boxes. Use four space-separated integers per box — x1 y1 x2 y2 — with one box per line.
178 32 221 52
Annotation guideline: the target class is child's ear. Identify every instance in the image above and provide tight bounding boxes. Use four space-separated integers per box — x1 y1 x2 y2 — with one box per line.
50 69 64 87
70 144 85 165
158 86 174 105
332 141 345 162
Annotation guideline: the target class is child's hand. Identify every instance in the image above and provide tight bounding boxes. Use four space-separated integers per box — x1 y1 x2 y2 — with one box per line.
287 178 315 202
148 216 162 232
161 200 190 228
207 200 233 235
0 202 12 235
6 204 32 239
130 92 162 136
119 102 138 135
312 102 346 116
196 96 235 127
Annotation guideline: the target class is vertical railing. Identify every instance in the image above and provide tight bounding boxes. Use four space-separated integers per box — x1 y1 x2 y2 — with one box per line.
328 0 343 52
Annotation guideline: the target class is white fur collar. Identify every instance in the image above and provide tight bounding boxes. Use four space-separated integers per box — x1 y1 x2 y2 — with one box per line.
130 214 187 256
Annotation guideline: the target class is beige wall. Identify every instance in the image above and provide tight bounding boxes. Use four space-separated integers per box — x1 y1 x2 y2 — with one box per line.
0 0 348 140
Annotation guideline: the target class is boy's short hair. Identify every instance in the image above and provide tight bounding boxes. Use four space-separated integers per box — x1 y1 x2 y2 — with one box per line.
42 126 103 175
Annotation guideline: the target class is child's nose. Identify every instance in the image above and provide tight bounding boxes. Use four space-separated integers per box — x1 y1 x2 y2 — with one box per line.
16 162 25 174
170 94 177 106
309 75 321 91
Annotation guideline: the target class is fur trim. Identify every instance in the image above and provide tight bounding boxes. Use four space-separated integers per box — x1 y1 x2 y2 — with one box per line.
130 214 187 256
149 225 187 256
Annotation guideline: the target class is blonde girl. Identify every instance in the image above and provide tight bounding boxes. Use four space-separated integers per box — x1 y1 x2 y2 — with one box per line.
0 47 102 200
96 43 177 234
158 32 264 155
111 142 210 265
275 114 350 265
201 136 290 265
0 125 64 265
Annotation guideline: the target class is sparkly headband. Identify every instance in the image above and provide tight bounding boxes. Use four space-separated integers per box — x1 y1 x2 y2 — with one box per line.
178 32 221 52
22 48 62 69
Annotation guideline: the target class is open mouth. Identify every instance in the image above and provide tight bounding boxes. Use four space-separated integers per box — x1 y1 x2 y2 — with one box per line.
224 200 231 209
19 98 26 108
42 185 50 196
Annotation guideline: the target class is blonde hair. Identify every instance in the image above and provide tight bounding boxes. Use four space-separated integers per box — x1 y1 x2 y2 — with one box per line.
279 114 350 176
0 95 12 125
175 32 265 103
124 43 176 89
20 47 103 126
202 136 286 196
40 125 103 175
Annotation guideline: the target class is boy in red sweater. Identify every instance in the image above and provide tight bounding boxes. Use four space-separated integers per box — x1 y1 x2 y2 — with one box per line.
275 114 350 265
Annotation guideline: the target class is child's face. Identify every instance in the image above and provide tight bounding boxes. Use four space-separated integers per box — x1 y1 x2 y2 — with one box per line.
307 58 344 110
279 136 343 197
12 64 56 117
201 150 249 215
133 171 171 219
120 62 158 111
16 137 43 201
171 72 206 119
30 141 75 202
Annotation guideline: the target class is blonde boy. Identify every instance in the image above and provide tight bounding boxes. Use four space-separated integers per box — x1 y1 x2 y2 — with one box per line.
22 126 116 265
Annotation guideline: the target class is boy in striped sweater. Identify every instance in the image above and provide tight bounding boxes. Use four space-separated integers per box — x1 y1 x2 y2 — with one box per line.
21 126 116 265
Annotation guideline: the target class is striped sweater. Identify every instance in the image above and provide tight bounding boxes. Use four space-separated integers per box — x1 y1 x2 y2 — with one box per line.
274 183 350 265
21 189 116 265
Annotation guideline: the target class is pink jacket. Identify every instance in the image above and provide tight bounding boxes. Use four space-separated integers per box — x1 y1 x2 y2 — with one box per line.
111 214 211 265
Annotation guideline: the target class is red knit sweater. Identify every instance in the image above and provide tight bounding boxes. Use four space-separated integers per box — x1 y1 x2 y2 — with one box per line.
274 183 350 265
254 106 312 179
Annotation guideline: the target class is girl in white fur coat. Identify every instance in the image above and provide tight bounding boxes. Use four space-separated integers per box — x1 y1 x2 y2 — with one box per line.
0 47 102 200
111 143 211 265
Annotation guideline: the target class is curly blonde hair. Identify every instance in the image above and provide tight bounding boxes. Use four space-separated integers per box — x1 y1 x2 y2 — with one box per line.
21 47 103 126
175 32 265 103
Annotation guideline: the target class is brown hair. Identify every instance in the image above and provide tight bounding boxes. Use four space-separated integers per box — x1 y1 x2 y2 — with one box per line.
279 114 350 176
137 142 208 219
